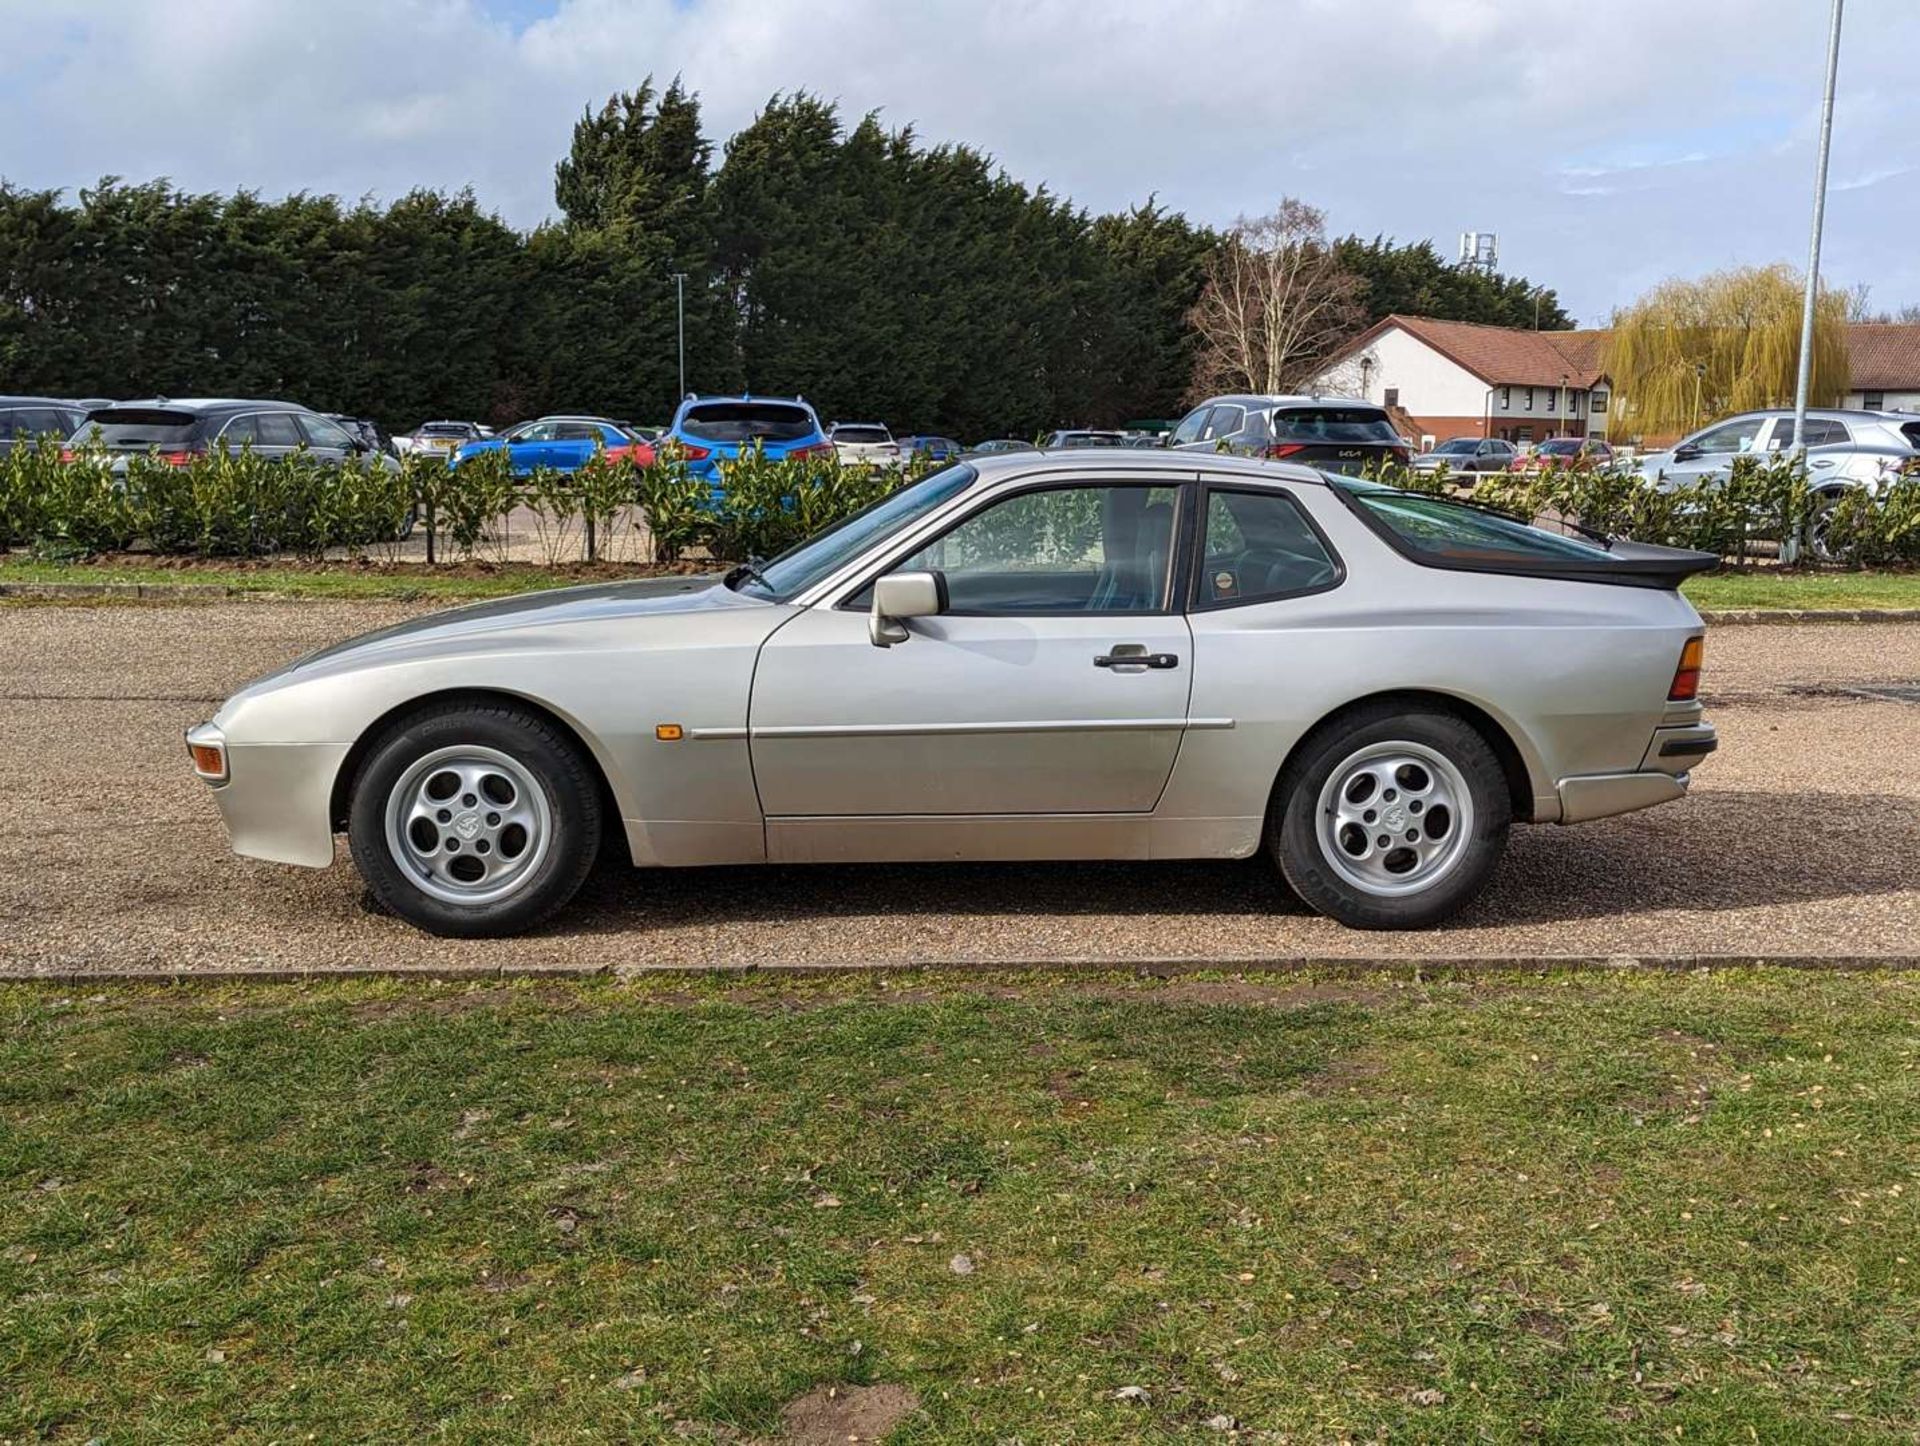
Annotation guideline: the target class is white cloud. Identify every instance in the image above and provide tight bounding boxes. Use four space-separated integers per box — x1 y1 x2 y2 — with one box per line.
2 0 1917 321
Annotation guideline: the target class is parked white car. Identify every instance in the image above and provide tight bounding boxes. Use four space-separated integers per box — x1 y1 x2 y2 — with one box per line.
829 423 904 468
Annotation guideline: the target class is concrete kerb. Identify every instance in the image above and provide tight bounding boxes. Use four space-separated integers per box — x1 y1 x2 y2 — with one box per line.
6 953 1920 987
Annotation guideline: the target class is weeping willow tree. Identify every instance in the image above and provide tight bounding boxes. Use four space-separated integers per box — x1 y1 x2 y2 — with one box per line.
1606 264 1850 437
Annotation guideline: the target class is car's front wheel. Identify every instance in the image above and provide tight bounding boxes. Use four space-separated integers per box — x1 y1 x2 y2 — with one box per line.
1271 707 1511 930
348 703 602 937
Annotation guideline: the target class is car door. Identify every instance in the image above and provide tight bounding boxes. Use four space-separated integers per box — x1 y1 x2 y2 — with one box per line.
1167 406 1212 451
546 422 602 473
1660 415 1766 488
749 478 1194 835
254 411 306 462
295 411 359 462
506 421 556 473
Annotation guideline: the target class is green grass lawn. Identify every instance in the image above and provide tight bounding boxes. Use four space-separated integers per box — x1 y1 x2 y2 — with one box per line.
1684 570 1920 612
2 970 1916 1442
6 557 1920 612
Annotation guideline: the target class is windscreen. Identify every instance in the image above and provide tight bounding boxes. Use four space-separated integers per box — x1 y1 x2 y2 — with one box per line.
1537 439 1581 455
72 408 199 447
683 402 815 444
1434 439 1477 454
1272 408 1398 443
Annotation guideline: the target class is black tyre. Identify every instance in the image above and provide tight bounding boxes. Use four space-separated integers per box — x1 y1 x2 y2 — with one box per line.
1270 706 1511 930
348 702 602 937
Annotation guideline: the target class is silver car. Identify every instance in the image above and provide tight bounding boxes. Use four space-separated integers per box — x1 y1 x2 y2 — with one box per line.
1637 408 1920 496
186 452 1717 937
1411 437 1519 478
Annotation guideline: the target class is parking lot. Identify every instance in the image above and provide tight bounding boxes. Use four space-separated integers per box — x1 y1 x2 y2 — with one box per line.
4 599 1918 976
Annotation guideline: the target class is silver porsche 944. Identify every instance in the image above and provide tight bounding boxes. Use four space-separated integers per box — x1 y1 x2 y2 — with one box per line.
186 451 1717 936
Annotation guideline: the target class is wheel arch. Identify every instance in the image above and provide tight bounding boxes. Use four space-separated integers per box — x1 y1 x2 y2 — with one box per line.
1266 689 1540 826
329 687 630 862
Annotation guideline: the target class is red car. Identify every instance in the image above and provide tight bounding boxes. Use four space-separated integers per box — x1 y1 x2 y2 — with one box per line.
1511 437 1614 473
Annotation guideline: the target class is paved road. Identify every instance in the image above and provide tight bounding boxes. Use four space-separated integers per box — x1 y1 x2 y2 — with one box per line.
4 601 1918 975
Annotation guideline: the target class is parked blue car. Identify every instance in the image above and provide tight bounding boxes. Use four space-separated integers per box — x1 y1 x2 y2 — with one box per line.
450 416 640 475
662 395 833 482
898 434 962 463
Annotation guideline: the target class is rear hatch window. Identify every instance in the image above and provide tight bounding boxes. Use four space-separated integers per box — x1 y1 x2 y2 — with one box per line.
1330 479 1714 589
1270 406 1402 473
73 408 201 449
419 423 473 438
833 427 892 444
682 403 816 444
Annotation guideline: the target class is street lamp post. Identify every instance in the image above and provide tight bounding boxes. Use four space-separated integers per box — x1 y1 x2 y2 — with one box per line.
1791 0 1845 469
669 272 688 401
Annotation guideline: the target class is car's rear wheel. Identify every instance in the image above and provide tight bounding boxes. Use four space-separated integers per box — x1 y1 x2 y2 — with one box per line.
1271 707 1510 929
348 703 601 937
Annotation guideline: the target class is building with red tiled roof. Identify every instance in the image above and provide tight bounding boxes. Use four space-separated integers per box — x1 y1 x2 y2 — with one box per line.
1844 323 1920 410
1314 314 1920 447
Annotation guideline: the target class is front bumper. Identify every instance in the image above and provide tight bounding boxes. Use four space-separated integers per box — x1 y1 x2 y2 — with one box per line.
1555 722 1717 825
189 724 348 868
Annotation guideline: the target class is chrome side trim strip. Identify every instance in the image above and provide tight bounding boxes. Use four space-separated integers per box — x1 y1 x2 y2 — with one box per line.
747 717 1232 740
685 726 750 740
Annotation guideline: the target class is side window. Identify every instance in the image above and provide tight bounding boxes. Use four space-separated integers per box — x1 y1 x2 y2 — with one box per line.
515 422 557 443
1201 405 1244 442
1170 408 1210 446
554 422 600 441
298 414 356 448
1691 417 1765 455
1194 488 1340 608
0 409 22 440
872 484 1178 614
220 415 260 447
257 413 304 446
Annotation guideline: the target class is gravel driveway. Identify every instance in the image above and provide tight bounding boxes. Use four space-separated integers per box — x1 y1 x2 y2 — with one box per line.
4 600 1918 975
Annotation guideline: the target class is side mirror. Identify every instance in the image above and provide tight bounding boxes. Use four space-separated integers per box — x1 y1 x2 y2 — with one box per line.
1673 443 1700 461
869 569 947 648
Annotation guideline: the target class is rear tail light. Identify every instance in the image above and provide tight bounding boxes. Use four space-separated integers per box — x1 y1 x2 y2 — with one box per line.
1668 636 1705 701
59 447 78 463
1264 443 1309 459
159 450 195 467
790 441 836 460
675 442 712 461
1391 446 1411 465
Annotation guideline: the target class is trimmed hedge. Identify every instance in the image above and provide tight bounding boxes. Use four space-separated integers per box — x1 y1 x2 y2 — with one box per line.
0 438 929 566
7 437 1918 569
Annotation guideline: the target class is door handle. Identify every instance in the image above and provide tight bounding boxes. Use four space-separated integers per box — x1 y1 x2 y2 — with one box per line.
1094 650 1179 670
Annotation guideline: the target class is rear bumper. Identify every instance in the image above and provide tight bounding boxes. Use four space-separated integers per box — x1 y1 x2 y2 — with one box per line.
1554 722 1717 825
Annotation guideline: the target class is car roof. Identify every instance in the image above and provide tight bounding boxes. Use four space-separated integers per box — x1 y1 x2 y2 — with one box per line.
962 447 1329 489
1196 393 1379 409
103 398 310 414
0 395 81 407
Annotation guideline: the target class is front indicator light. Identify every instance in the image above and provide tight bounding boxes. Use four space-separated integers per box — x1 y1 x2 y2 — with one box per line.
1668 636 1705 702
186 725 228 782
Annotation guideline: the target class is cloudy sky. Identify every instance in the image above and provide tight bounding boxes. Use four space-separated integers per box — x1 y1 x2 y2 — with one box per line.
2 0 1913 324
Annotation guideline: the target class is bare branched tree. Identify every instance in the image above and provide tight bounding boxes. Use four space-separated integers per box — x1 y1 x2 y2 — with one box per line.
1186 198 1362 399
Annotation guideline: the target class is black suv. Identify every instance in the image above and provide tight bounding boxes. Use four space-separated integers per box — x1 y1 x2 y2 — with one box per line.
1167 394 1411 474
0 396 91 454
69 399 400 472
